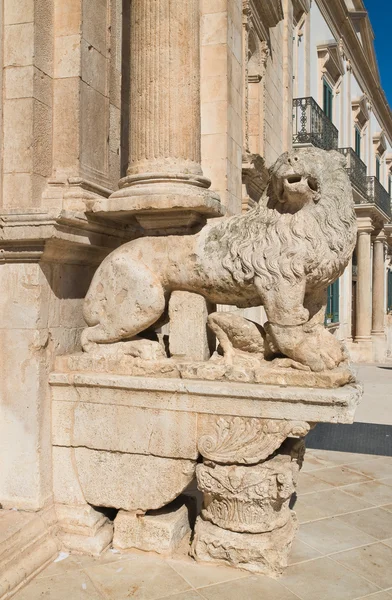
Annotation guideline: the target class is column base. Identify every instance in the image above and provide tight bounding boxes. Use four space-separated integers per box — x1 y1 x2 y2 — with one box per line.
347 338 373 363
372 333 387 363
113 497 193 554
190 515 298 576
88 181 224 232
55 504 113 556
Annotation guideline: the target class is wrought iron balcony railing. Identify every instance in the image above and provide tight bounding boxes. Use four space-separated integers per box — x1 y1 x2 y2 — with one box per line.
367 176 391 218
292 97 338 151
338 147 368 199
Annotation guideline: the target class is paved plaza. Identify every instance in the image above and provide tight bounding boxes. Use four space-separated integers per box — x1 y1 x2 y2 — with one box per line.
12 365 392 600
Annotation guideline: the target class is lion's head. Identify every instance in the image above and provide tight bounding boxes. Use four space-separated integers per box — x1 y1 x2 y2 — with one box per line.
219 147 357 290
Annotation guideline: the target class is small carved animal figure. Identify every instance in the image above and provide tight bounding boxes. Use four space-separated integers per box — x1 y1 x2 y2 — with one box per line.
81 147 357 371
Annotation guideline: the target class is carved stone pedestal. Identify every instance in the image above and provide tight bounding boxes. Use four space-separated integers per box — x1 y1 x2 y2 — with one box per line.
50 359 361 572
191 419 307 575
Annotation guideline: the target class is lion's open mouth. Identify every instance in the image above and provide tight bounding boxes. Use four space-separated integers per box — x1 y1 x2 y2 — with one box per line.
286 175 302 184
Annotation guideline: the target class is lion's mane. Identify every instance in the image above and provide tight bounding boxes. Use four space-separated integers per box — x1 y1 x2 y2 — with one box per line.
217 149 357 290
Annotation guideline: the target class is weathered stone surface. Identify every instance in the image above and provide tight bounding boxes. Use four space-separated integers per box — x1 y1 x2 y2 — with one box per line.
53 402 198 459
197 453 300 534
52 446 86 505
190 515 298 576
81 148 357 373
169 291 215 361
55 352 181 378
59 526 113 557
54 351 356 389
113 498 192 553
74 448 196 512
50 369 362 424
192 419 305 574
55 504 113 556
197 416 309 465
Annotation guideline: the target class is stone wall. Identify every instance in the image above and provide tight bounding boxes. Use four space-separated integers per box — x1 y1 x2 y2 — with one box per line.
0 260 95 509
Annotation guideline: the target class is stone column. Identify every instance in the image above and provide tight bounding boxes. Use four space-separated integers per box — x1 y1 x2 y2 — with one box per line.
372 231 386 335
191 416 310 575
105 0 222 229
355 218 374 342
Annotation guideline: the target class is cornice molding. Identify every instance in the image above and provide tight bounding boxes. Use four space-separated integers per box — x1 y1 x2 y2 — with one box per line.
292 0 311 23
317 41 345 85
355 205 390 227
244 0 283 42
0 210 135 264
373 131 388 157
352 95 369 129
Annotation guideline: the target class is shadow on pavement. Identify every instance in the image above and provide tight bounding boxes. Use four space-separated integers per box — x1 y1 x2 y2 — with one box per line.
306 422 392 456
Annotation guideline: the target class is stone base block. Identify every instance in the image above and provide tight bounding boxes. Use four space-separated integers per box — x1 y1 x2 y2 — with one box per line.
0 509 59 600
113 498 192 554
55 504 113 556
190 515 298 576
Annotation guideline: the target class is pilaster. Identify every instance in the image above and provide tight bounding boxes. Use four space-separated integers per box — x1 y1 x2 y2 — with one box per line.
372 231 387 336
43 0 124 212
354 217 374 362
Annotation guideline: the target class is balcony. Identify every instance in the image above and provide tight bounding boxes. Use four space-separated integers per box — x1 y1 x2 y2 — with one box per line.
292 97 338 151
366 176 391 218
338 147 368 199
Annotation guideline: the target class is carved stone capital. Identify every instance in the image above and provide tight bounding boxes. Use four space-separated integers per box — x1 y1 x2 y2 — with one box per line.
197 449 302 534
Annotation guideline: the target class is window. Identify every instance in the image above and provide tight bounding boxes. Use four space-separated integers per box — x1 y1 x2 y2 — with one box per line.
326 279 339 324
323 79 333 120
388 271 392 313
355 127 361 158
376 156 381 181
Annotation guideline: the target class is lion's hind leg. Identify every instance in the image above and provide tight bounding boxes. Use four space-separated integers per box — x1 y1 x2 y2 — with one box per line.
81 257 166 359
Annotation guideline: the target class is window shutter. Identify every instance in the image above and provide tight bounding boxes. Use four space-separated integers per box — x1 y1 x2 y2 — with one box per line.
388 271 392 313
332 279 340 323
325 280 340 325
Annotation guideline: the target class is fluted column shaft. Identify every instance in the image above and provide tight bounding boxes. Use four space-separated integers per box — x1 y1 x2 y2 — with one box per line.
355 219 373 341
372 232 386 335
127 0 203 180
107 0 222 230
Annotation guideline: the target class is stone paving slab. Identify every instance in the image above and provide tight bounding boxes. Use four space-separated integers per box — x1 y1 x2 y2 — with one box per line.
12 449 392 600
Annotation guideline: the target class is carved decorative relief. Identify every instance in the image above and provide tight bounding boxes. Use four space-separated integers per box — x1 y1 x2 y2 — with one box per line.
196 453 300 533
198 417 309 464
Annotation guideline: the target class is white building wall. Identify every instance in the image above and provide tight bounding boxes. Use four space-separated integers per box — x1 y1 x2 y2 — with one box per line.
309 3 335 106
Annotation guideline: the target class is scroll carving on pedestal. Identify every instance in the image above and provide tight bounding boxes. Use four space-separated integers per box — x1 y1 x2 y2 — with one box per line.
198 416 309 464
80 147 357 376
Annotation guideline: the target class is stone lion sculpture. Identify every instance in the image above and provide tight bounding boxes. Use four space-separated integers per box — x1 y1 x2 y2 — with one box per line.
81 147 357 372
